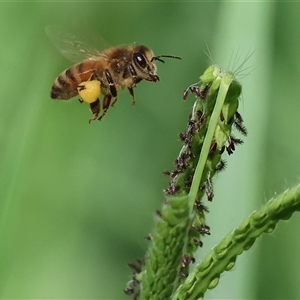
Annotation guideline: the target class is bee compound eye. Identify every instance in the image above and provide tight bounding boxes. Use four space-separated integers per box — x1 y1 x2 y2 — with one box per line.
133 52 147 69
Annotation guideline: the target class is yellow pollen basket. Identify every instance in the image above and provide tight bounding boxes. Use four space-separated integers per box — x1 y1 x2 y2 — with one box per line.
77 80 101 103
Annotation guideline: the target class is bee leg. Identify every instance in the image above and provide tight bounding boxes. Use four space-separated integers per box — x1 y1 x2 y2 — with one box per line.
111 96 118 107
104 69 118 107
78 84 86 91
98 94 112 121
128 64 140 105
77 84 86 104
128 87 136 105
88 99 100 123
129 63 137 78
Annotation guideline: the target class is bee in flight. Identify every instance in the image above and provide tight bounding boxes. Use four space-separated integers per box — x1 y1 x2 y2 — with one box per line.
46 25 181 123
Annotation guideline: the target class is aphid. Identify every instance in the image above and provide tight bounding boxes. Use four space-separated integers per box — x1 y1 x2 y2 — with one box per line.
46 25 181 122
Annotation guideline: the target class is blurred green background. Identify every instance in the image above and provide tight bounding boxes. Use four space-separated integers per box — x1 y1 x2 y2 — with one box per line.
1 2 300 299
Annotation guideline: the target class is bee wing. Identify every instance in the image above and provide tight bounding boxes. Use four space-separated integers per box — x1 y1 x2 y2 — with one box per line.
45 25 110 62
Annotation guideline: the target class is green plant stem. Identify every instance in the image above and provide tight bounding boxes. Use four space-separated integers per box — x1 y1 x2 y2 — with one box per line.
171 183 300 300
188 73 233 210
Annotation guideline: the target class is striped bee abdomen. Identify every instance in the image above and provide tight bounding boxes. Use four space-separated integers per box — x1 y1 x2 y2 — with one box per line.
50 60 99 100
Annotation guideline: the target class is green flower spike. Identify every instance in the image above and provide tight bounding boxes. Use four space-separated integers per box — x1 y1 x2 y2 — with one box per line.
125 65 246 300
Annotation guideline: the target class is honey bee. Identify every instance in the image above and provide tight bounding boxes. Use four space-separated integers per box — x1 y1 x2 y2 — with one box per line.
46 25 181 123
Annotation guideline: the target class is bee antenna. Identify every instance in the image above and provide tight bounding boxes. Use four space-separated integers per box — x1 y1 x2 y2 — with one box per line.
151 55 182 63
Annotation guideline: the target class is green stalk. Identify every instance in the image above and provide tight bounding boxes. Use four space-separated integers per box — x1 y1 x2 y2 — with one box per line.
171 184 300 300
188 73 233 210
